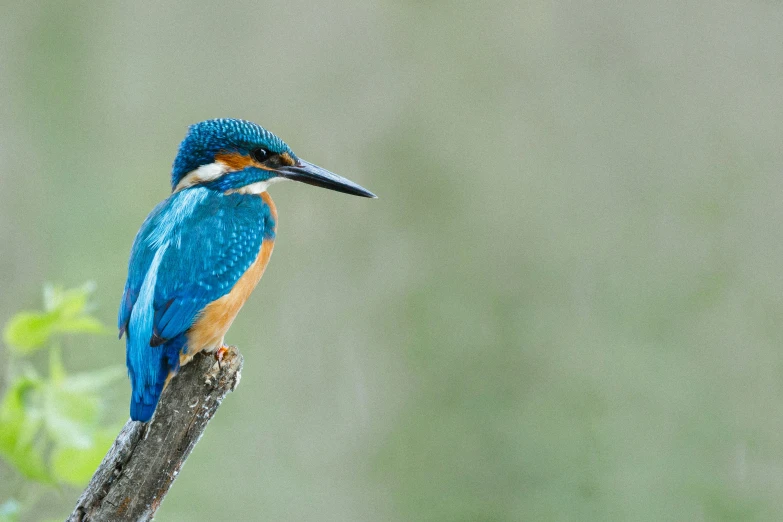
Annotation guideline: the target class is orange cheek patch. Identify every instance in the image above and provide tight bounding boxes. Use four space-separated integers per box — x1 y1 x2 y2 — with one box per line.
215 152 255 171
215 151 276 172
216 151 291 172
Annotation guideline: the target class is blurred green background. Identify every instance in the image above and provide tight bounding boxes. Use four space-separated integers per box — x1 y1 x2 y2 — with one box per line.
2 1 783 520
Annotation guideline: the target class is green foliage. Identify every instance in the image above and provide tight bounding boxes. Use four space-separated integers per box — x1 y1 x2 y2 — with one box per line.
0 284 124 514
3 284 108 354
0 375 50 483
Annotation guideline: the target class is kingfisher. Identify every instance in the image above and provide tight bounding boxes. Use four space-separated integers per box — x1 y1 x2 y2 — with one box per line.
118 118 375 422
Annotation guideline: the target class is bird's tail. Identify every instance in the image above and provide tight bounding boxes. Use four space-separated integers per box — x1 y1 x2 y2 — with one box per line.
128 354 167 422
130 383 164 422
127 336 184 422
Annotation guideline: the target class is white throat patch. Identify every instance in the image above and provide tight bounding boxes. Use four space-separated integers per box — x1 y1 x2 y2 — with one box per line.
174 162 227 192
228 176 287 195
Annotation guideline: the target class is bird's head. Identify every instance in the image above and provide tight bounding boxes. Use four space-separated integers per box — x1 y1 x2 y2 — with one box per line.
170 118 376 198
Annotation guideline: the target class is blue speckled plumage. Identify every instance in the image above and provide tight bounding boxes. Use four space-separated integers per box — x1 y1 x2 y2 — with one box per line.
120 188 275 420
120 118 375 422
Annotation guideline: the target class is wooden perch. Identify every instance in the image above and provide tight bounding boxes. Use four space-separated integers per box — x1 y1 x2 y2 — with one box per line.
67 347 244 522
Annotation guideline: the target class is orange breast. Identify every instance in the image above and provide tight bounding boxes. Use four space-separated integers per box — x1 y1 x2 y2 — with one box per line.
183 192 277 365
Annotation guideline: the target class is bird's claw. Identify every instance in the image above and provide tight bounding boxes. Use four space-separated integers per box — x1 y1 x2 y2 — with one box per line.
206 345 230 384
215 345 229 369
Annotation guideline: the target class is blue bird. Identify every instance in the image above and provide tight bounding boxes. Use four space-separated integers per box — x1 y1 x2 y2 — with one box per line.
119 118 375 422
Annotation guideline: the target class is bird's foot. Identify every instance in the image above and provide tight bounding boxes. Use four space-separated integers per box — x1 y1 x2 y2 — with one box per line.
206 345 232 385
215 345 229 369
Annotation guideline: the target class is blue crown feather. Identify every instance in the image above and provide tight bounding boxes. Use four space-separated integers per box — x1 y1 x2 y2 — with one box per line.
170 118 291 189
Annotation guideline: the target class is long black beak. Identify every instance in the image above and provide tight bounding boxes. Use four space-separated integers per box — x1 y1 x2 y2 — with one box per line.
278 160 377 198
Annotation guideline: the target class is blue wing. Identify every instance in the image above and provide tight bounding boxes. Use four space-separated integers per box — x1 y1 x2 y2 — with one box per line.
118 199 168 338
119 187 275 421
151 193 272 342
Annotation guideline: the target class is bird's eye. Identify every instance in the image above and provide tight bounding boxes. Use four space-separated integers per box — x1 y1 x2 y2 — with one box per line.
250 148 270 163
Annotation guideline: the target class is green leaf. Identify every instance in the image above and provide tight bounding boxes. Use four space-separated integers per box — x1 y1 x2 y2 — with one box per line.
0 377 51 483
0 282 122 487
48 344 66 384
43 282 95 316
47 283 110 337
2 312 58 354
42 364 124 450
51 429 115 487
0 376 42 441
55 316 110 335
63 366 126 393
42 382 100 449
41 361 124 450
3 283 110 354
0 499 20 522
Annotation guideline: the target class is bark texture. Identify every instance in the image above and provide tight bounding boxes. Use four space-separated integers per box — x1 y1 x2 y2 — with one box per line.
67 347 243 522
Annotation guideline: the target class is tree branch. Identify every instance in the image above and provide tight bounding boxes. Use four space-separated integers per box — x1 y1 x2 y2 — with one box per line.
67 347 244 522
